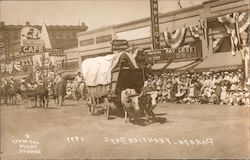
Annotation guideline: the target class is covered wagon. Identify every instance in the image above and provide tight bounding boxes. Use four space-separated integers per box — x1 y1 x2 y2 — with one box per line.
81 49 145 119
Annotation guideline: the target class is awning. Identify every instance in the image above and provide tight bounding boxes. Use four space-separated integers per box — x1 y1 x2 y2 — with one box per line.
194 52 243 72
151 62 168 70
166 60 197 70
175 60 200 72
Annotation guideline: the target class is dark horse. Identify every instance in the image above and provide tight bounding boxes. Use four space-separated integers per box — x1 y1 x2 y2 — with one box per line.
35 81 49 108
20 80 49 108
4 82 20 105
51 79 66 106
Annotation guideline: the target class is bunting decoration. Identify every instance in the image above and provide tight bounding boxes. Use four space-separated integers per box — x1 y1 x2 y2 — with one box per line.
14 61 21 71
238 12 249 33
213 37 224 52
189 25 200 38
218 13 240 56
5 63 14 74
163 28 186 48
0 58 33 74
1 64 6 73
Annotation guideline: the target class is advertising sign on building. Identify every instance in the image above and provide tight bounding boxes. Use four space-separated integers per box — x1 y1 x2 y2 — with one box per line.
45 48 65 56
150 0 160 50
146 46 199 61
21 40 45 53
111 40 129 52
20 26 45 53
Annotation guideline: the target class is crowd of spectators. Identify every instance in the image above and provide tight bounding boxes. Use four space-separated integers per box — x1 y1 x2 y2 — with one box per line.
146 70 250 107
1 69 249 107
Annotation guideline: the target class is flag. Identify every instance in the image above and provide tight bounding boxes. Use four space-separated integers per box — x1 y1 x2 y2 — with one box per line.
218 13 239 56
213 37 223 52
200 19 209 49
40 22 52 49
238 12 249 33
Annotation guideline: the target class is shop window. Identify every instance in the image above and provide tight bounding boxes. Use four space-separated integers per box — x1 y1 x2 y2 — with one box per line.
96 35 112 44
80 39 94 46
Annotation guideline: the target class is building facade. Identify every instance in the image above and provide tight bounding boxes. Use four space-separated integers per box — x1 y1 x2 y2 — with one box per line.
0 22 88 79
72 0 248 75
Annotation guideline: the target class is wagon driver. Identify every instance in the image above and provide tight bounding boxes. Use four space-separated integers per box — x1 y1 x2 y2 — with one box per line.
74 71 83 88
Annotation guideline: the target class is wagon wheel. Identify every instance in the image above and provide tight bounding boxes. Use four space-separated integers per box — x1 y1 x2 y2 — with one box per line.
103 98 110 120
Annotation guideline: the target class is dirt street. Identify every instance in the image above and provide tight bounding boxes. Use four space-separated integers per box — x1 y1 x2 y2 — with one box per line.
0 101 249 159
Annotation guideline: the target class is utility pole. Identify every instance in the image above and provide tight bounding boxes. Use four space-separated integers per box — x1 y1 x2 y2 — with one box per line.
177 0 183 9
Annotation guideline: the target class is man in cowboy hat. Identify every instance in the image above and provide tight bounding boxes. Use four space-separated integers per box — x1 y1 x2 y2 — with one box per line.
54 72 63 84
74 71 83 88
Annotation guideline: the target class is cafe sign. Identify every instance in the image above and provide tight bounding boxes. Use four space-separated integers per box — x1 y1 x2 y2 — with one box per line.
111 40 129 52
146 46 199 61
21 40 44 53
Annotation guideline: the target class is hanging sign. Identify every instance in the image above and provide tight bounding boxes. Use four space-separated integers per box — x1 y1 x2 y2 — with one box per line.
111 40 129 52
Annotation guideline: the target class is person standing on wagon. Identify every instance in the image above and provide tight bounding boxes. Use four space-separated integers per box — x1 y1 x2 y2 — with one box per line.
74 71 83 88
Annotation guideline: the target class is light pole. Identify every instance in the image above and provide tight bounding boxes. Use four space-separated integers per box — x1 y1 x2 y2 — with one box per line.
240 30 249 88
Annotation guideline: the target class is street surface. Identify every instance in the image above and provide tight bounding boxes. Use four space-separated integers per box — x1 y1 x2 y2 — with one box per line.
0 100 249 159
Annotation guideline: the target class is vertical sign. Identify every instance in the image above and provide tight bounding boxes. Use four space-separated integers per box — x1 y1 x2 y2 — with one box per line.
150 0 160 50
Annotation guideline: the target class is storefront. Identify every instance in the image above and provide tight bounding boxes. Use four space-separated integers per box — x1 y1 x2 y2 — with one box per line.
74 0 249 75
147 24 203 72
195 8 249 76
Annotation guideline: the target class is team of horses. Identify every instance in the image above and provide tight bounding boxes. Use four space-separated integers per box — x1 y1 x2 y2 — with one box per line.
1 79 161 126
0 78 89 107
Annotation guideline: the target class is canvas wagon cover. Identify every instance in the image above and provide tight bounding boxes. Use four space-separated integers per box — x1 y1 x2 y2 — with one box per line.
81 51 138 87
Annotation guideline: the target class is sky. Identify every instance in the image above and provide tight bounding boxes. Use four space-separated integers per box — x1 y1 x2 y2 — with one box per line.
0 0 207 30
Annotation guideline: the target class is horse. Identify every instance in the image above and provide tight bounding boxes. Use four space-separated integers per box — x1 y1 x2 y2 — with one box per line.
0 84 7 105
71 81 87 104
35 81 49 108
18 80 49 108
4 82 19 105
52 79 66 106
